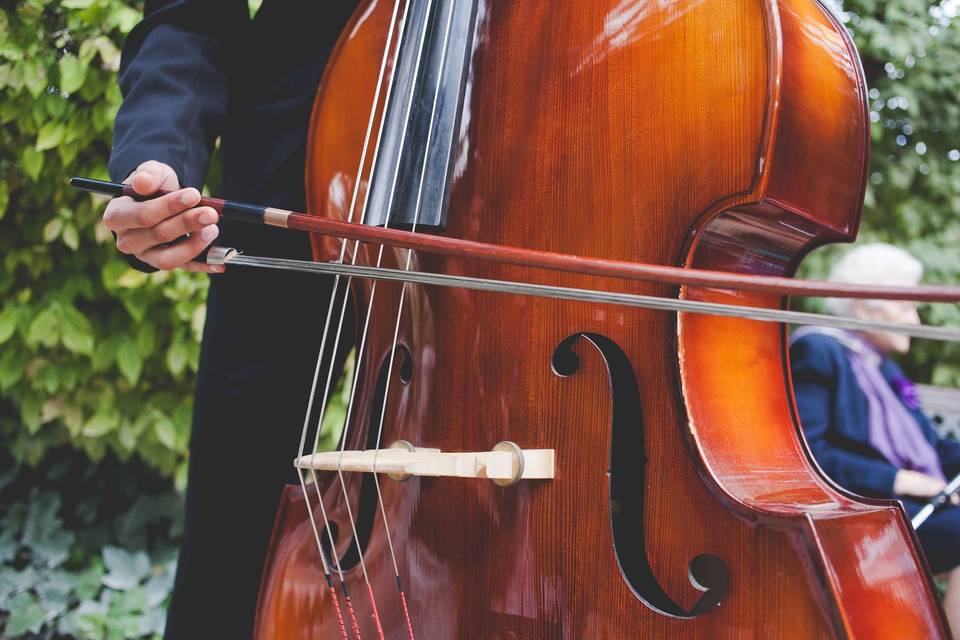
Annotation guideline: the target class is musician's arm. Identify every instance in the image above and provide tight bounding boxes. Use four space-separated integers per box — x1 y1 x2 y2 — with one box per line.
109 0 248 188
105 0 248 273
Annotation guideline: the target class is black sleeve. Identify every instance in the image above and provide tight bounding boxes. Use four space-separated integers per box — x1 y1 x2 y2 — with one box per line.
108 0 250 188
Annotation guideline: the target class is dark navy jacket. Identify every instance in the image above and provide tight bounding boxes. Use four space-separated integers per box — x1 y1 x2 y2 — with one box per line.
790 333 960 498
109 0 356 269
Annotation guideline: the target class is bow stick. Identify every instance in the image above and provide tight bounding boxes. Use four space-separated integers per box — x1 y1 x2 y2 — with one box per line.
71 176 960 303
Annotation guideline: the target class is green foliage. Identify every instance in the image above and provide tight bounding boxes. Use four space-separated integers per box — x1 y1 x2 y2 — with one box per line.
799 1 960 385
0 450 182 639
0 0 205 483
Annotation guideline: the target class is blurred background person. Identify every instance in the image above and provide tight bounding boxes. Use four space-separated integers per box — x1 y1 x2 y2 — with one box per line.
791 242 960 633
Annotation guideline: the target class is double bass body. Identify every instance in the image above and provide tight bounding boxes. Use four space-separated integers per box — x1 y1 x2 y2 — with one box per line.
255 0 949 637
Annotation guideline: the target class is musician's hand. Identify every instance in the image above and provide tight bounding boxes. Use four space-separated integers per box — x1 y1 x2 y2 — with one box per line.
102 160 224 273
894 469 947 499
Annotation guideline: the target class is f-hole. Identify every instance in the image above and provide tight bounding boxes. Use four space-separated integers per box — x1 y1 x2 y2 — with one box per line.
553 333 729 619
325 345 413 571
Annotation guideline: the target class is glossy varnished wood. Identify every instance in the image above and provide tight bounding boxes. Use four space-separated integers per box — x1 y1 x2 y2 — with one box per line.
256 1 949 638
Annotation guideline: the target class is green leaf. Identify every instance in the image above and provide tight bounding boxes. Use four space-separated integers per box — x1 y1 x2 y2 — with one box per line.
20 146 43 181
35 577 71 619
0 307 16 344
3 592 46 636
82 412 117 438
65 598 107 639
58 55 87 94
153 416 176 450
31 528 74 569
101 547 151 591
35 121 64 151
60 306 94 355
174 460 188 493
0 178 8 220
0 530 18 564
58 142 79 168
43 217 63 242
22 58 47 98
110 585 147 614
64 561 105 601
62 222 79 250
116 269 147 288
0 348 27 390
116 339 142 385
22 491 61 549
144 569 174 609
93 36 121 71
165 340 188 377
27 308 60 348
136 321 156 356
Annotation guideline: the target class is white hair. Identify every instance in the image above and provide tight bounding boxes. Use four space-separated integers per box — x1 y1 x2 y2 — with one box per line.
824 243 923 316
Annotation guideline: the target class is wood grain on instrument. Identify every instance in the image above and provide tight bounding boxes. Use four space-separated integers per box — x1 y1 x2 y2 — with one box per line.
255 1 950 638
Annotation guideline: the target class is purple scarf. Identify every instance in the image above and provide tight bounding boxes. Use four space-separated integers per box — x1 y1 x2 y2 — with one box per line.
792 327 944 480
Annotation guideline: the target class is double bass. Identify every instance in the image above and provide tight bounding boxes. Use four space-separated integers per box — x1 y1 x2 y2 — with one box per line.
193 0 960 637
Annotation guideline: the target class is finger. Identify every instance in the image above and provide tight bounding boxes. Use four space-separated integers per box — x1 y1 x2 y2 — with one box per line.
107 188 202 232
115 206 218 255
129 161 179 193
183 261 226 274
137 224 219 271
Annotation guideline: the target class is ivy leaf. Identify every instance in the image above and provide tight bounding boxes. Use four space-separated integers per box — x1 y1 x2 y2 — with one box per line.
110 585 147 614
139 606 167 637
65 597 108 639
101 547 150 591
58 55 87 94
31 528 75 569
64 561 105 602
116 338 142 385
0 530 18 564
35 572 72 619
3 591 46 636
22 491 61 548
144 569 174 609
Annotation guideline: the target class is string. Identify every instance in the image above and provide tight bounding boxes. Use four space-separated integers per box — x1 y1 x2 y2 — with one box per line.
318 0 440 636
366 0 459 631
302 0 432 636
215 253 960 343
295 0 410 635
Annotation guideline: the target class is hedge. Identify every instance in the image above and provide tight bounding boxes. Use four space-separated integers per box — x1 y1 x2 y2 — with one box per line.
1 0 959 482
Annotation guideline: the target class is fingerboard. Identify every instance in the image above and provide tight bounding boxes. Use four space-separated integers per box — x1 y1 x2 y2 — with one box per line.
364 0 480 230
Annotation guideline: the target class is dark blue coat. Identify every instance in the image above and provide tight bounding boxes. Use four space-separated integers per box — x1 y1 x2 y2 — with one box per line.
790 333 960 498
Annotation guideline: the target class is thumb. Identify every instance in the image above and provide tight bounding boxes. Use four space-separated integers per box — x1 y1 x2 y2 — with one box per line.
128 161 179 195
